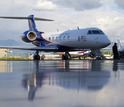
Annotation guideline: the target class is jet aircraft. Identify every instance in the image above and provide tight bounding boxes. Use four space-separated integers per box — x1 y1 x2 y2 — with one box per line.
0 15 111 60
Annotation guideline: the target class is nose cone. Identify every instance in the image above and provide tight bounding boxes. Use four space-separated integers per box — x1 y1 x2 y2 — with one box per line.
105 39 111 46
102 37 111 48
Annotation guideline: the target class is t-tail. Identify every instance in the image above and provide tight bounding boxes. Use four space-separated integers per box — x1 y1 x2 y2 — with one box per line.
28 15 53 32
0 15 54 43
117 39 122 51
28 15 38 32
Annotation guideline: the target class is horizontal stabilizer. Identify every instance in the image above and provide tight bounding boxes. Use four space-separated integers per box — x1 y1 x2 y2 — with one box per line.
0 16 54 21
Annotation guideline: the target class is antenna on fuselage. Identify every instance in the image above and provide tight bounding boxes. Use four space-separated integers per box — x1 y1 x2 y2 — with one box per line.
77 26 80 30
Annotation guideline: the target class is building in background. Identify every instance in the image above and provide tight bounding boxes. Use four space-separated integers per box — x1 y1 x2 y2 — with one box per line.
0 49 7 58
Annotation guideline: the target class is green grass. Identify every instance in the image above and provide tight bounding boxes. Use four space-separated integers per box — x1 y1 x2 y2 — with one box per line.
0 51 113 60
101 51 113 55
0 57 30 60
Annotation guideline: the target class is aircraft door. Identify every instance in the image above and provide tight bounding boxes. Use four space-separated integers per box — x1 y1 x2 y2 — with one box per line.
95 36 99 44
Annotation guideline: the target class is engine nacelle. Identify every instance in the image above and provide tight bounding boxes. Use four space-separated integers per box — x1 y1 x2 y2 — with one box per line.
21 30 37 42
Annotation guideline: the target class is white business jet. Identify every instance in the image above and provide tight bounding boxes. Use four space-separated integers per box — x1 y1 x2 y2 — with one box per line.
0 15 111 60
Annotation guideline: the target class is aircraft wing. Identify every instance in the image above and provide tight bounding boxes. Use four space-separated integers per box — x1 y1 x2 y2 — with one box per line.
0 46 59 52
0 46 88 52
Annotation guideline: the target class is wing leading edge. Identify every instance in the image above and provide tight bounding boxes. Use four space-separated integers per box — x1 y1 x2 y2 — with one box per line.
0 46 85 52
0 46 58 52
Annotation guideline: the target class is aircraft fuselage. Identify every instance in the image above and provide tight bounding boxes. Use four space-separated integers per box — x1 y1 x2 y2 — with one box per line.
37 27 111 51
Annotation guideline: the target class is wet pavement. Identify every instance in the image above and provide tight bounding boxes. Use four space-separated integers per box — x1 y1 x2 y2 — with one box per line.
0 60 124 107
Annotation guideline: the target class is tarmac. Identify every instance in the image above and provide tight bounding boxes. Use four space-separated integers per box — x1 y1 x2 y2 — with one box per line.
0 60 124 107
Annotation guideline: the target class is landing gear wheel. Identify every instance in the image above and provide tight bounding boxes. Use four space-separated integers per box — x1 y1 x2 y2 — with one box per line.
95 57 102 60
41 54 45 60
62 55 68 60
62 55 65 60
34 55 40 60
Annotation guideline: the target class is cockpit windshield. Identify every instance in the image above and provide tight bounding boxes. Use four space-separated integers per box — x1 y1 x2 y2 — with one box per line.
92 30 100 34
87 30 104 34
99 30 104 34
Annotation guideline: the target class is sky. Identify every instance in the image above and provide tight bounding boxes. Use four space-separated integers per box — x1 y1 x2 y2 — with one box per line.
0 0 124 44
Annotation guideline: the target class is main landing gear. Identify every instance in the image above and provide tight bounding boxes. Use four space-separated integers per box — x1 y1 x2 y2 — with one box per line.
33 50 40 60
62 52 71 60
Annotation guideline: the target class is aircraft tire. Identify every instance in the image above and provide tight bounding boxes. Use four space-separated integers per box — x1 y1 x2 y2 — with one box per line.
41 54 45 60
62 55 68 60
95 56 102 60
34 55 40 60
62 55 65 60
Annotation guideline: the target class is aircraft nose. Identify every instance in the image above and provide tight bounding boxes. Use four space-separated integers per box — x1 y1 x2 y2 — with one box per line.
104 38 111 47
106 39 111 45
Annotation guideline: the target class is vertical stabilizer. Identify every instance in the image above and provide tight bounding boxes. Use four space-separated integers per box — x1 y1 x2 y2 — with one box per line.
0 15 54 31
28 15 37 31
117 39 122 51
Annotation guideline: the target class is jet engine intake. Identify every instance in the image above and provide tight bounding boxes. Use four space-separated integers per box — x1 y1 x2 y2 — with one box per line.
21 30 37 42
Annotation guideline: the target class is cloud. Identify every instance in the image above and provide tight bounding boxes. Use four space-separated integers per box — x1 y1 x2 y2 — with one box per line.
0 0 124 45
114 0 124 9
49 0 102 11
33 1 59 11
33 0 102 11
95 15 124 42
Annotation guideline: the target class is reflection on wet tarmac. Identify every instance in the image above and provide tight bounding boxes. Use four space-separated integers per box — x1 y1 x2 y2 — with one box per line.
22 60 110 101
0 60 124 107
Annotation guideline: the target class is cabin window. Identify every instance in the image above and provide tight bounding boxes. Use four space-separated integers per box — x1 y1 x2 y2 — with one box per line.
49 37 51 41
63 36 65 40
52 37 54 41
59 36 61 40
81 36 83 39
67 36 70 40
56 37 58 41
99 30 104 34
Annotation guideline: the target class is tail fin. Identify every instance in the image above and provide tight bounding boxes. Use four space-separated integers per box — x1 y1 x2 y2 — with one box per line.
0 15 54 31
117 39 122 51
28 15 37 31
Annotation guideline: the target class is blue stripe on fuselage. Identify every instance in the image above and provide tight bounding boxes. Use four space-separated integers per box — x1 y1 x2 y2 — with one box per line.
57 45 73 52
36 32 74 51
